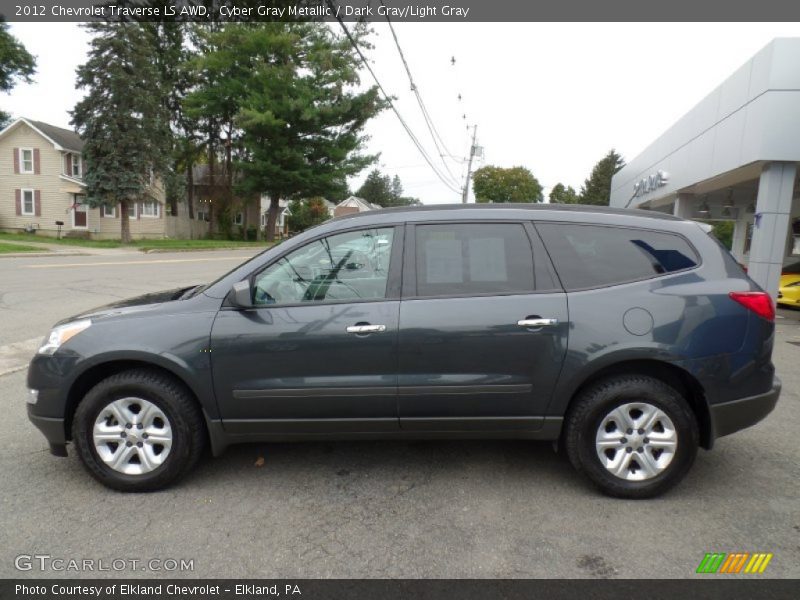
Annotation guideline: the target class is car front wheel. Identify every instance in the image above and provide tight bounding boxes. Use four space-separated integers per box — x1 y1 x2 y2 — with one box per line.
72 369 205 492
565 375 699 499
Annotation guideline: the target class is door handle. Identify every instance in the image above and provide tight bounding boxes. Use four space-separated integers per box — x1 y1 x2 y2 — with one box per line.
517 318 558 328
346 324 387 334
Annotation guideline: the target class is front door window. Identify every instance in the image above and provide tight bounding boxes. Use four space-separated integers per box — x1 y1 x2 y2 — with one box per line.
252 227 395 305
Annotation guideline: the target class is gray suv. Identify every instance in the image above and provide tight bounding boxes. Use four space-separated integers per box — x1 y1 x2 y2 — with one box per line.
26 205 781 497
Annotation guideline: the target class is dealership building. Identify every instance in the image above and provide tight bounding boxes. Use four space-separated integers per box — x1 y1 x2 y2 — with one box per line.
610 38 800 299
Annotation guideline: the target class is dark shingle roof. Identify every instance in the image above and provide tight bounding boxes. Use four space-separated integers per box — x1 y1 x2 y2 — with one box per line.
26 119 84 152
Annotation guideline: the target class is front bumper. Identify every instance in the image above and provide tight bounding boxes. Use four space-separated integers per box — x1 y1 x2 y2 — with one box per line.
27 406 68 457
27 353 78 458
710 377 781 439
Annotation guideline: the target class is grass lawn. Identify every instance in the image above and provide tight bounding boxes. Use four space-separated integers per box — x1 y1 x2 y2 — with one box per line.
134 239 270 252
0 242 44 254
0 232 121 248
0 232 268 252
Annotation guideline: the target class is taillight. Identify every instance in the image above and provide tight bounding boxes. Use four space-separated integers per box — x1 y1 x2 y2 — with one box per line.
729 291 775 322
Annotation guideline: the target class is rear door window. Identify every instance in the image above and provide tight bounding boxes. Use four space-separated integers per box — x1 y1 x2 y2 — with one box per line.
536 223 699 291
414 223 535 297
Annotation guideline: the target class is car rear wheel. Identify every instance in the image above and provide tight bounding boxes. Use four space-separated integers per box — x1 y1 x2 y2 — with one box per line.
72 369 205 492
565 375 699 498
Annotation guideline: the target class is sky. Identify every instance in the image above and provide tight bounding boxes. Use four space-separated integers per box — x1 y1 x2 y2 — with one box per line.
6 22 800 204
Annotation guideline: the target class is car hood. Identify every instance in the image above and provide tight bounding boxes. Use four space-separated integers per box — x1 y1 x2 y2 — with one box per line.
61 286 199 324
779 274 800 288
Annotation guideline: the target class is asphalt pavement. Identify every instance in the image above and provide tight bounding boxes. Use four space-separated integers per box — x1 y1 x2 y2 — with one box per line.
0 250 798 578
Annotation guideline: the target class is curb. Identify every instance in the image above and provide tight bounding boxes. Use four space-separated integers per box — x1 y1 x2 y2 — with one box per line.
0 364 27 378
0 251 89 259
143 247 266 254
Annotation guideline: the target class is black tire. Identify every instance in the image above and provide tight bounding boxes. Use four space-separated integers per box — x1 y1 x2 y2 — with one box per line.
72 368 205 492
564 375 699 499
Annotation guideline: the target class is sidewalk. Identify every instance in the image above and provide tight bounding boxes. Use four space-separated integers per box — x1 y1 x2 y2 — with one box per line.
0 238 146 257
0 238 267 257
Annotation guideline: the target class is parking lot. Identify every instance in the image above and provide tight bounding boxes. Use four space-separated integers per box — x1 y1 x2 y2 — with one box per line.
1 250 799 579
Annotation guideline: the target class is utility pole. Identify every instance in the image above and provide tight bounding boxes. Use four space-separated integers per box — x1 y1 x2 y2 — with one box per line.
461 124 478 203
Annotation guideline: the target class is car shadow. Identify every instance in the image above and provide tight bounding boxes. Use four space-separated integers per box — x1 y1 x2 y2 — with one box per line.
186 438 590 493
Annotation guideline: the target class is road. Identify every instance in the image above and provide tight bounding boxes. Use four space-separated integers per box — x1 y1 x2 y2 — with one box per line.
0 250 799 578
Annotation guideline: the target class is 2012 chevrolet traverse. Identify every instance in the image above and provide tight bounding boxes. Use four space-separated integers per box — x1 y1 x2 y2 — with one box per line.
27 205 781 497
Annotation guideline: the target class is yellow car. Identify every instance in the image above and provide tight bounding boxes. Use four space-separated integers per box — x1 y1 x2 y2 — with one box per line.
778 271 800 307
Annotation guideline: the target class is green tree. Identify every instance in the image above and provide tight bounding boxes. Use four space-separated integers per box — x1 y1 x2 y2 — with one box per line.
549 183 579 204
390 175 403 201
357 169 420 207
0 19 36 128
184 23 247 236
287 197 330 232
142 22 192 220
229 23 386 241
326 177 351 203
579 149 625 206
387 173 421 207
712 221 734 250
71 23 172 243
357 169 393 207
472 166 543 204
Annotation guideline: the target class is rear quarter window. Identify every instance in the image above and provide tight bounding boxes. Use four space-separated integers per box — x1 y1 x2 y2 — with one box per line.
536 223 699 291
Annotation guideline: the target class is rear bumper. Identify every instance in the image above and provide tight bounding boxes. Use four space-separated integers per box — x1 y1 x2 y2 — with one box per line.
710 377 781 440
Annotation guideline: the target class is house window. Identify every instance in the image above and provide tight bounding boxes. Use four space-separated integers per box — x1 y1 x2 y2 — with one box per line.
141 200 160 217
260 213 266 227
20 149 34 173
71 154 82 178
234 212 244 226
101 204 116 218
196 210 209 222
128 202 137 219
21 189 35 215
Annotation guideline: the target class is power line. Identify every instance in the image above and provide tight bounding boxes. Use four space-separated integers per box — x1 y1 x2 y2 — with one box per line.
327 0 462 195
379 0 464 184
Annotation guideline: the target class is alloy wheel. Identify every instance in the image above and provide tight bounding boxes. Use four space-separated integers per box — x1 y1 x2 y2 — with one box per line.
595 402 678 481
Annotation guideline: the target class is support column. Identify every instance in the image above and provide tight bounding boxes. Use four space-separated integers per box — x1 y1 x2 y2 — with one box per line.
673 194 695 219
731 209 750 264
747 162 796 299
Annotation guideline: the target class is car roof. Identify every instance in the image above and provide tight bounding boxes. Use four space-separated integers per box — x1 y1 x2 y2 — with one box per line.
331 203 682 225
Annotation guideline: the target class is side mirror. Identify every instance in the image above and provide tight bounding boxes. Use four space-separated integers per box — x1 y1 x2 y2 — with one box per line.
229 280 254 309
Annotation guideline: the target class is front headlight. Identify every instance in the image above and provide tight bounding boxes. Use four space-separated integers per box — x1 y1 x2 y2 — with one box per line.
38 319 92 355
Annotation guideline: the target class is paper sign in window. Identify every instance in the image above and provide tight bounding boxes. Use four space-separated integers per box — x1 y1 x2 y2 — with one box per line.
468 237 507 282
425 239 463 283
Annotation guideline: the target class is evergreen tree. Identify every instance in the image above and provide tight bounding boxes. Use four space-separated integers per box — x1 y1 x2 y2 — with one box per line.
390 175 403 201
142 22 191 220
228 23 386 241
357 169 420 207
184 23 246 236
71 23 172 243
357 169 394 207
287 197 330 232
0 19 36 127
579 149 625 206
